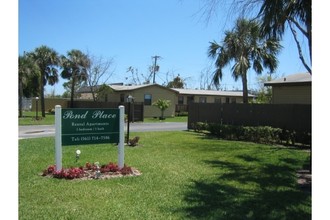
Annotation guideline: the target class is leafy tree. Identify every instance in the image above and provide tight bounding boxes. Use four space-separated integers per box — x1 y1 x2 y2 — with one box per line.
61 49 90 107
28 45 60 117
18 54 40 117
62 80 83 99
166 75 185 88
208 18 282 103
152 99 171 120
96 84 113 101
253 74 279 103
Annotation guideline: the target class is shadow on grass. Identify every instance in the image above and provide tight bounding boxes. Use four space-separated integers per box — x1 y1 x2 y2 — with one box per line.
180 156 311 219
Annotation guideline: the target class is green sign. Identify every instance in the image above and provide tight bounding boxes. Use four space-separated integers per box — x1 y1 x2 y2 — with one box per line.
61 108 120 146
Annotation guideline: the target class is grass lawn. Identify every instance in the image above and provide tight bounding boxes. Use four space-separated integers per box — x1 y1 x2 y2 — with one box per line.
144 116 187 123
19 131 311 219
19 111 187 125
19 111 55 125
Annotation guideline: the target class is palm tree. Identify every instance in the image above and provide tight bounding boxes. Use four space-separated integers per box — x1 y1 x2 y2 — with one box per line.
200 0 311 73
18 54 40 117
61 49 90 108
257 0 311 73
28 45 60 117
208 18 282 103
152 99 171 120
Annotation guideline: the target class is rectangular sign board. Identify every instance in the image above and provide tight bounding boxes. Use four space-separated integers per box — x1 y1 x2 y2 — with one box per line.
61 108 120 146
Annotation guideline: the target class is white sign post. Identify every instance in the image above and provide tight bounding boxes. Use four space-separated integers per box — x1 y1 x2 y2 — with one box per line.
55 105 62 171
118 105 125 169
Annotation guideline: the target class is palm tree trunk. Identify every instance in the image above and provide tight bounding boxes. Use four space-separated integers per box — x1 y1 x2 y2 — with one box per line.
70 77 75 108
161 110 164 120
19 78 23 118
242 72 248 104
40 76 46 118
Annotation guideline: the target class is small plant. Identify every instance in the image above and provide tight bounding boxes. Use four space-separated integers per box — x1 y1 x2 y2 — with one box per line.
152 99 171 120
128 136 140 147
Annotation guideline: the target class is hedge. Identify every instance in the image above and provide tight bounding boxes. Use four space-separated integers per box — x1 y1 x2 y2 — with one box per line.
191 122 311 146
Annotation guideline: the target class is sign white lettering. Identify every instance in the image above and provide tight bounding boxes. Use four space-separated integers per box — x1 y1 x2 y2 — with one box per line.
63 110 88 119
92 110 117 119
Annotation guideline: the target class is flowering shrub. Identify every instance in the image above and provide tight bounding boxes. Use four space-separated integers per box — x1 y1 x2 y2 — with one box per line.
42 162 139 180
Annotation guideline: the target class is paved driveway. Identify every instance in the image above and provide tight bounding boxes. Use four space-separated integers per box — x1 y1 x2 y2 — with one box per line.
19 122 187 139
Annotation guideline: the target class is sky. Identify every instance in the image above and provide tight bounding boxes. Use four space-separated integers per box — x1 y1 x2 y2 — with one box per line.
18 0 310 95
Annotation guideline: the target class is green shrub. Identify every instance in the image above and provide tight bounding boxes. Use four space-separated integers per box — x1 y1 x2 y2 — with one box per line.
191 122 209 132
192 122 311 146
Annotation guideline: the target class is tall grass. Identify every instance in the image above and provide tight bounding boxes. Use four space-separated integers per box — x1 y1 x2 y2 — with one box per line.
19 131 311 219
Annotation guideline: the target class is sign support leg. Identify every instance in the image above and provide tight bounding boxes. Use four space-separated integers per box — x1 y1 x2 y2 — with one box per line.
118 105 125 169
55 105 62 171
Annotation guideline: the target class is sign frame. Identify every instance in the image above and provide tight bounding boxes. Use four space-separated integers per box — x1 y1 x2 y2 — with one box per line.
54 105 125 171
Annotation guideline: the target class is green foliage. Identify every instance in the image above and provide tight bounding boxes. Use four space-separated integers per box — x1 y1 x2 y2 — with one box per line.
19 111 55 125
191 122 209 132
61 49 90 106
144 116 187 123
208 18 282 103
96 84 112 101
19 132 310 219
175 111 188 117
18 54 40 98
192 122 310 146
152 99 171 120
166 75 185 88
27 45 61 117
253 74 276 104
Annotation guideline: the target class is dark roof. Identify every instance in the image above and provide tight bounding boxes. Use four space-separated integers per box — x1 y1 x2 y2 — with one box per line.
76 85 101 93
172 88 255 97
264 72 311 86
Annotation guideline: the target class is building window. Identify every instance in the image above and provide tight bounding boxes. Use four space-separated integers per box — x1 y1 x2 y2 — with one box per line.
214 97 221 103
144 94 152 105
225 97 230 103
187 96 194 104
178 96 184 104
199 97 207 103
231 97 236 103
120 94 125 102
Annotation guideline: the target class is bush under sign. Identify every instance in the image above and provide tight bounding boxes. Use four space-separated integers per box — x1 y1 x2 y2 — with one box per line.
61 108 120 145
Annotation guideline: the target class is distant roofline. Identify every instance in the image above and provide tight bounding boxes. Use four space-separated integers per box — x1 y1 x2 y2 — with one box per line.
172 88 255 97
77 83 255 97
264 72 311 86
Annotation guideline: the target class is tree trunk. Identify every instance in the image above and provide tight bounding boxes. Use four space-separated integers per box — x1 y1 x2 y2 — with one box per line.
70 77 75 108
161 110 165 120
18 78 23 118
242 72 248 104
40 75 46 117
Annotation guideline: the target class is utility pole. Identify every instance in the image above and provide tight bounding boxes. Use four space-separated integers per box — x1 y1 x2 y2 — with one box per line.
152 55 161 84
